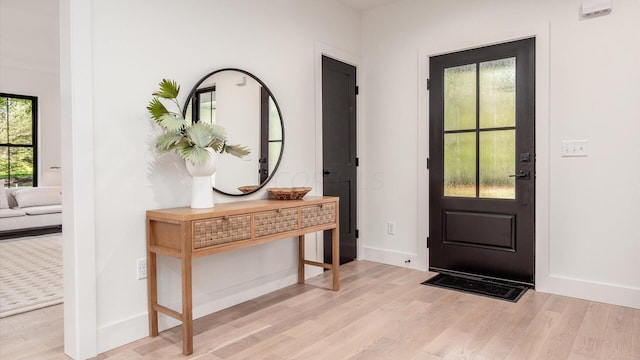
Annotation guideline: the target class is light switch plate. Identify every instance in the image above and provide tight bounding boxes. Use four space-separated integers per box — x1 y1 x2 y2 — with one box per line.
561 140 588 157
386 221 396 235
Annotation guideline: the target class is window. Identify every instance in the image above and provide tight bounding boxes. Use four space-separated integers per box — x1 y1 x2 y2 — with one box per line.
0 93 38 188
443 58 517 199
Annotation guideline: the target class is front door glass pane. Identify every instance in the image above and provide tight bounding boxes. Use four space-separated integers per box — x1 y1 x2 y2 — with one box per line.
479 58 516 129
444 64 476 131
443 57 517 199
444 132 476 197
479 130 515 199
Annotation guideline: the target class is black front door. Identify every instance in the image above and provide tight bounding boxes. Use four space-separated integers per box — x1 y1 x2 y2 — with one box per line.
429 38 536 285
322 55 357 264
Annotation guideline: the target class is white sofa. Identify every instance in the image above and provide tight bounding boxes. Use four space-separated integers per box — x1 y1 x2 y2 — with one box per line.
0 185 62 239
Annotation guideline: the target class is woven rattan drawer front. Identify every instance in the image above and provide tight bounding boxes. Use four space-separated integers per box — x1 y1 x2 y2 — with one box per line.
254 208 299 238
193 215 251 249
301 202 336 228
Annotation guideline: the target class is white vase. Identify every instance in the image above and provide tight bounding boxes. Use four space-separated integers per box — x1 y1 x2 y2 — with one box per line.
185 148 216 209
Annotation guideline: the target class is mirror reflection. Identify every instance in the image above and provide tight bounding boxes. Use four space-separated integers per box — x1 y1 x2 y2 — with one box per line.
184 69 284 196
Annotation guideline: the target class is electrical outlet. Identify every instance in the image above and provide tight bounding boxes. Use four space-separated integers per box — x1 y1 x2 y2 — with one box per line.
386 221 396 235
561 140 588 157
137 258 147 280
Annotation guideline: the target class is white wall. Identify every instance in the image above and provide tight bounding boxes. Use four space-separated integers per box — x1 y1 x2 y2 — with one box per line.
360 0 640 308
0 0 62 180
86 0 361 353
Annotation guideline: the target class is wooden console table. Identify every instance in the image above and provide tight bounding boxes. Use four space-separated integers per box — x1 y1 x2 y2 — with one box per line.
146 196 340 355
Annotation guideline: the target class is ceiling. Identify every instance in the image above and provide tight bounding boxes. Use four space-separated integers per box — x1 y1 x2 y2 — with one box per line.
339 0 403 10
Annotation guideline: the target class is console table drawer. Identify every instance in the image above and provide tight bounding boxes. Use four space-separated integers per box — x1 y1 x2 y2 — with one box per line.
254 208 298 237
193 215 251 249
301 202 336 228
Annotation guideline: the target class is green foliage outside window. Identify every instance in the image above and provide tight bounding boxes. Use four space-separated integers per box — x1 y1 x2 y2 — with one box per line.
0 94 37 188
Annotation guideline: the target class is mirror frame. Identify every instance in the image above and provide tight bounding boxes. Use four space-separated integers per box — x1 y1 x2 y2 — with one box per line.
183 68 285 196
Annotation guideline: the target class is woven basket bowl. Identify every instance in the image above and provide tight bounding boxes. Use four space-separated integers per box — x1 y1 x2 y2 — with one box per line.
267 187 312 200
238 185 259 193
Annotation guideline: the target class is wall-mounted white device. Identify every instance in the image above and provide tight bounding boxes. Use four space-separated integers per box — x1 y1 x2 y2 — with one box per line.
580 0 612 18
236 76 247 86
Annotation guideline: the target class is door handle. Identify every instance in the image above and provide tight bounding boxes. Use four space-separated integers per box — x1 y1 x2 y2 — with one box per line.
509 170 530 179
323 169 331 176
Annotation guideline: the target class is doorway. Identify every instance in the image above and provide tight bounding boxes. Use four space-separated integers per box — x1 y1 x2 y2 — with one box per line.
321 55 358 265
429 38 536 285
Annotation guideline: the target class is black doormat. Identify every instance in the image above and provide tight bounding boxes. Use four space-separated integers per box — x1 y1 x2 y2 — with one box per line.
421 273 528 302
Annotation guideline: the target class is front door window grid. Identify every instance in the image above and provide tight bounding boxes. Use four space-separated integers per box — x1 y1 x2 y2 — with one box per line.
443 57 516 199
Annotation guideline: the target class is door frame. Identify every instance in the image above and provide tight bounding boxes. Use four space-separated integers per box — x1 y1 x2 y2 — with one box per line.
314 42 362 265
417 23 551 288
60 0 98 358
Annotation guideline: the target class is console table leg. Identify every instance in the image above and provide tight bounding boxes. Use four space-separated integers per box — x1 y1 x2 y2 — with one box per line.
332 227 340 291
147 251 158 337
181 256 193 355
298 235 305 284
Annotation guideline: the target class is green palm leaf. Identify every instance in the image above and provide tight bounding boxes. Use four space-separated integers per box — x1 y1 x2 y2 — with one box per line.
153 79 180 99
180 145 211 165
209 138 225 153
209 123 227 139
156 131 185 152
186 122 216 147
147 98 169 123
159 113 187 132
224 144 251 158
147 78 250 163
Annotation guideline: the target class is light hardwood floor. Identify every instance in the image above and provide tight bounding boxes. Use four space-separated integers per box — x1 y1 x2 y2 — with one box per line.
1 261 638 359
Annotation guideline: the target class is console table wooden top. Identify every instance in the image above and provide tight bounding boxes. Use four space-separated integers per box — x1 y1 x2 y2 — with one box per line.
146 196 340 355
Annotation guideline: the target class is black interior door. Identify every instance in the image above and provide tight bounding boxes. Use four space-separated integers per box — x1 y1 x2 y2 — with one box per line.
429 38 536 285
322 55 357 265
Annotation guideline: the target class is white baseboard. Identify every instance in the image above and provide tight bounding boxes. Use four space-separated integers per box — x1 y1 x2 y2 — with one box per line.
96 266 323 354
536 274 640 309
362 246 638 309
361 245 426 271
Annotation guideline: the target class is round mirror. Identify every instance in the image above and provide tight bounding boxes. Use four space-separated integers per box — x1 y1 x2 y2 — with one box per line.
184 69 284 196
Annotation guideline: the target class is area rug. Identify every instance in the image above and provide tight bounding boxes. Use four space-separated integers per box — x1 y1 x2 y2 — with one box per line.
422 273 528 302
0 235 63 318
